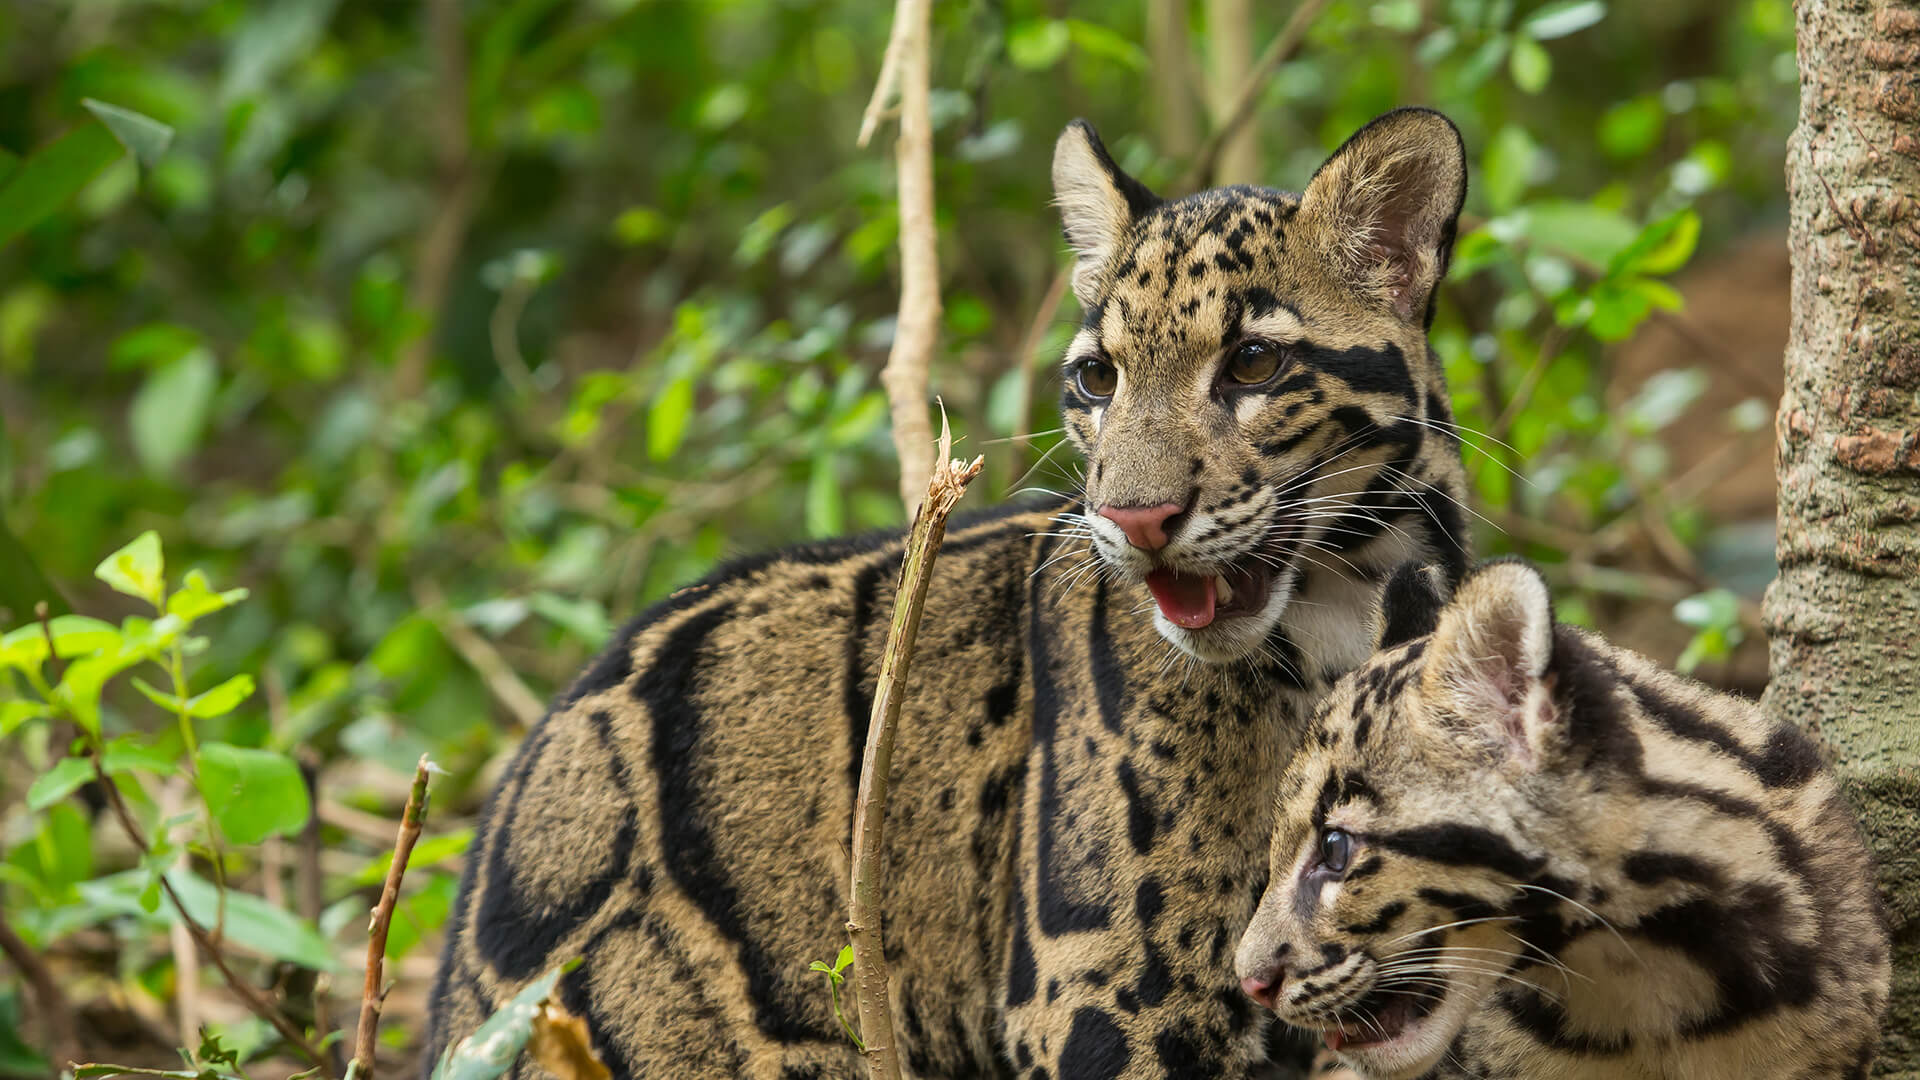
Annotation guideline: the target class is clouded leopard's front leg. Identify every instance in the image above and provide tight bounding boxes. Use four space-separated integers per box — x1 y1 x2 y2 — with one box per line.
998 647 1299 1079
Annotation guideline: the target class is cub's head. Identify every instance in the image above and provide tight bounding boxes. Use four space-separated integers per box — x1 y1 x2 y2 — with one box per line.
1052 108 1469 664
1233 559 1611 1078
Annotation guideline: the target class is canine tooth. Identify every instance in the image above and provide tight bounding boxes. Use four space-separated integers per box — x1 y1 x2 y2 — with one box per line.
1215 574 1233 602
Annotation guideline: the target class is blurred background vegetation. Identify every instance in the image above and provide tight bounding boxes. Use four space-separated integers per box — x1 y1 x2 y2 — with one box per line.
0 0 1799 1075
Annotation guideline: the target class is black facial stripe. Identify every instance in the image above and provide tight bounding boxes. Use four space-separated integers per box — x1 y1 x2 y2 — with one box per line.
1375 823 1548 882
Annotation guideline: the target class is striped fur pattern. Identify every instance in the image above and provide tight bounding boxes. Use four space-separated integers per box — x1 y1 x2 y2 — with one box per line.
425 109 1474 1079
1236 560 1891 1079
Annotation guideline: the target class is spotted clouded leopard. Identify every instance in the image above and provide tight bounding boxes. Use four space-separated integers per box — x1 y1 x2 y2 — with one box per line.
427 108 1475 1078
1235 559 1891 1079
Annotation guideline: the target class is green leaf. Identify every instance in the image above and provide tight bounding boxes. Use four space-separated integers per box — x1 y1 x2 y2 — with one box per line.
0 700 51 737
1503 199 1640 266
167 570 251 621
131 675 184 712
27 756 95 811
80 100 175 169
0 615 116 671
1481 126 1538 213
352 828 474 887
1064 19 1149 70
834 944 854 973
130 348 218 477
164 869 335 970
1599 96 1665 159
1007 19 1071 70
1522 0 1606 39
1509 36 1551 93
647 375 695 461
431 963 574 1080
195 742 310 845
1610 208 1700 277
528 592 610 647
0 122 121 250
185 674 257 719
101 735 179 776
95 531 165 608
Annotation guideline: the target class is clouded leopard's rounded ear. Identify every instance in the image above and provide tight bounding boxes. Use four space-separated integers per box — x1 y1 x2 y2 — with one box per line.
1052 120 1162 307
1422 557 1559 767
1375 561 1450 651
1299 107 1467 327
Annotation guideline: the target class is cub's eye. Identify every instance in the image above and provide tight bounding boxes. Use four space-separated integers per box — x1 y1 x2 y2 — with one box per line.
1075 358 1119 399
1224 340 1285 387
1320 829 1353 874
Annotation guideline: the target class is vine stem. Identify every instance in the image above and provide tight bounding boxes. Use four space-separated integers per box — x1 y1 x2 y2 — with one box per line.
847 412 983 1080
351 754 432 1080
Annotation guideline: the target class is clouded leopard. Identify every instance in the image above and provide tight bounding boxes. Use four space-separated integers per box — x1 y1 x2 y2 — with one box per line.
426 108 1476 1078
1236 559 1890 1079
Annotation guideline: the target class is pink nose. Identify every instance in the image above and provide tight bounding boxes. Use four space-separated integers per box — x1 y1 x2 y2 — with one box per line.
1240 974 1278 1009
1099 502 1185 551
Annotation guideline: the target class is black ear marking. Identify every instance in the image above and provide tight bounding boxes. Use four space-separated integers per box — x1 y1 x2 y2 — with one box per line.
1376 561 1449 650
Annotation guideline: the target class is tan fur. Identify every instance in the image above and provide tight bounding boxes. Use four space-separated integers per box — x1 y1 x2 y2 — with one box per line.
427 109 1476 1080
1236 560 1891 1080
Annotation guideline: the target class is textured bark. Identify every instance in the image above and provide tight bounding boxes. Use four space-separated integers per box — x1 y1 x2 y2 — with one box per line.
1767 0 1920 1072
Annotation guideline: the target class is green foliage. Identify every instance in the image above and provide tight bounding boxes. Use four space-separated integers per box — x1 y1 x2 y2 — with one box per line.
809 944 865 1051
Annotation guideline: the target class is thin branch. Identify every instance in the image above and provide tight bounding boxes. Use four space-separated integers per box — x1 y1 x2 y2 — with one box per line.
0 916 79 1072
856 6 911 148
848 414 984 1080
413 579 546 727
1180 0 1334 190
351 755 432 1080
88 754 334 1074
392 0 477 400
865 0 943 513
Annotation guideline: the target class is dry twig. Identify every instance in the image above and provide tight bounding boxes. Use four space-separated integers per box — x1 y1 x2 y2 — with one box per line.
351 755 433 1080
861 0 943 512
847 415 984 1080
87 753 333 1074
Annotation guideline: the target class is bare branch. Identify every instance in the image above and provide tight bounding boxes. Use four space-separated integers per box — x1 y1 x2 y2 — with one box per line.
351 755 432 1080
847 412 984 1080
88 754 333 1074
865 0 943 513
414 579 547 728
1181 0 1333 191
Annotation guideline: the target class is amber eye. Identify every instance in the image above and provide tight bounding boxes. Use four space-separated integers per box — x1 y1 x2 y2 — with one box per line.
1075 358 1119 399
1320 829 1352 874
1224 340 1285 386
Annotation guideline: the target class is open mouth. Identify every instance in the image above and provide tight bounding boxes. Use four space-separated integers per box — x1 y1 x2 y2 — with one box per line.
1141 536 1295 630
1320 982 1441 1051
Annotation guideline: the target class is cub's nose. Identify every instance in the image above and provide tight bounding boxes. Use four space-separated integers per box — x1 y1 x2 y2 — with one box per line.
1098 502 1186 551
1240 973 1279 1010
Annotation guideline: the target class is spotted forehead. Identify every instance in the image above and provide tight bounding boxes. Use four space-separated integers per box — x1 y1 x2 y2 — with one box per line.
1088 187 1305 364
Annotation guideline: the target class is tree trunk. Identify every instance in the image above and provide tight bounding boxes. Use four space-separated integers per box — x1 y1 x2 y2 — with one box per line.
1203 0 1259 185
1148 0 1199 159
1767 0 1920 1073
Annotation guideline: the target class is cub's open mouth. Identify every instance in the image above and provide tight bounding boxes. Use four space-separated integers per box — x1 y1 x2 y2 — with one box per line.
1142 543 1287 629
1321 983 1440 1051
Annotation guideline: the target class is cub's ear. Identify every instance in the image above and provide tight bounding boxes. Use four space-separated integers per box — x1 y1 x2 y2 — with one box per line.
1053 120 1161 306
1422 558 1557 767
1375 561 1450 650
1298 107 1467 325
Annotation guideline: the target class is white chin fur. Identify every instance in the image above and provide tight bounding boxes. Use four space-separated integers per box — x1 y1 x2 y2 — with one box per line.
1153 570 1296 664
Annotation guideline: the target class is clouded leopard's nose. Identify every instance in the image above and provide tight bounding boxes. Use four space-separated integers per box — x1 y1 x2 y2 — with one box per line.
1099 502 1186 551
1240 974 1279 1010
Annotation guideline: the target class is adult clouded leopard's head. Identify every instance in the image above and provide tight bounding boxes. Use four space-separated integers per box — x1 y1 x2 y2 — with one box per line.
1052 108 1470 664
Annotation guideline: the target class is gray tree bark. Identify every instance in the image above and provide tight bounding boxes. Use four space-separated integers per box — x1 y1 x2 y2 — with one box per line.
1767 0 1920 1073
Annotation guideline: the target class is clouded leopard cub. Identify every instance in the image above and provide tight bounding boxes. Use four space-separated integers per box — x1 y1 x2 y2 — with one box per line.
1235 559 1890 1079
427 108 1476 1079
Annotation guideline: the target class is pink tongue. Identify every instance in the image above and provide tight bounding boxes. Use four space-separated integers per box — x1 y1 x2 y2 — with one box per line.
1146 569 1216 628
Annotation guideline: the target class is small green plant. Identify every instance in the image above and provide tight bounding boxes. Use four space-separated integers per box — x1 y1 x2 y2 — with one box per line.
808 945 864 1052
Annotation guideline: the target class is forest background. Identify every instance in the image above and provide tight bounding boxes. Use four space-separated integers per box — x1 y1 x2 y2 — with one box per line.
0 0 1809 1076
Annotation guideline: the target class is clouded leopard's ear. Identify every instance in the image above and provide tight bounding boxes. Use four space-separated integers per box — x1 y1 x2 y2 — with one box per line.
1422 557 1558 768
1299 107 1467 326
1375 561 1450 651
1053 120 1161 306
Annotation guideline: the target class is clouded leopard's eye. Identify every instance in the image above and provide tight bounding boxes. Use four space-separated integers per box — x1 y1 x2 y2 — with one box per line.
1074 357 1118 399
1320 829 1353 874
1223 340 1286 387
